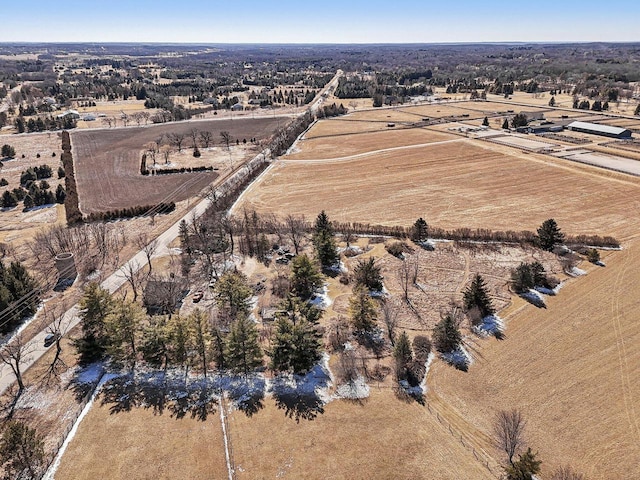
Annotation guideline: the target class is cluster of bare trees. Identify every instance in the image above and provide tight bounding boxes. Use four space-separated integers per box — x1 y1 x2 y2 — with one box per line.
141 129 231 170
29 222 128 286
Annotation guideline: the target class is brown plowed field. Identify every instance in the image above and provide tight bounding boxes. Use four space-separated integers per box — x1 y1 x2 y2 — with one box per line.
71 117 284 213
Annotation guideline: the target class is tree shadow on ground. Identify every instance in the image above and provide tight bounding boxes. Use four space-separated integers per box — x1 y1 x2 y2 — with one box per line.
273 389 325 422
99 372 218 421
219 375 265 417
394 383 426 405
270 364 331 423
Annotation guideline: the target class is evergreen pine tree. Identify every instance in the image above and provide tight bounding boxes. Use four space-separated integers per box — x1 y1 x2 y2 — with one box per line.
393 331 413 381
505 448 542 480
104 299 145 370
482 116 490 126
353 257 383 292
411 217 429 243
502 118 510 129
349 288 378 332
270 317 322 374
1 191 17 208
74 283 113 365
433 311 462 353
214 271 252 321
312 211 338 268
536 218 565 251
289 254 323 300
225 317 262 375
0 421 45 479
463 274 495 318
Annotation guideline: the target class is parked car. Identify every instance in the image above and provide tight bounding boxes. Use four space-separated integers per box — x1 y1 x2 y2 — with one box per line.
192 290 204 303
44 333 60 347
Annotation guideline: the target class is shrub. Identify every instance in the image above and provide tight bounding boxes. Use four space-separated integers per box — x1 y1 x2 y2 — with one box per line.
1 144 15 158
587 248 600 264
0 178 7 187
385 241 406 258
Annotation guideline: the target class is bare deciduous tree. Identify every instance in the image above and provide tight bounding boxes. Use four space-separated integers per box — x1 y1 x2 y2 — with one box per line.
381 298 399 346
336 348 360 386
0 334 33 396
188 128 199 148
143 141 159 166
160 144 173 165
199 130 213 148
551 466 586 480
122 259 144 302
40 306 71 384
135 233 159 276
285 214 306 255
493 408 527 466
169 133 186 152
220 131 232 150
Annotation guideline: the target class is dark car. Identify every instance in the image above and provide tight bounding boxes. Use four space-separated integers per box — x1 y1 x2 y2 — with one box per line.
44 333 60 347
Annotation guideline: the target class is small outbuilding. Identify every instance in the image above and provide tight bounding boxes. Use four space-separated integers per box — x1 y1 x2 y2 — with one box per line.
567 121 632 139
143 277 188 315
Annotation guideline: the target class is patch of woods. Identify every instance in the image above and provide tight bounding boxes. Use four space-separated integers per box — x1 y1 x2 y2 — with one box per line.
0 260 40 335
0 144 66 210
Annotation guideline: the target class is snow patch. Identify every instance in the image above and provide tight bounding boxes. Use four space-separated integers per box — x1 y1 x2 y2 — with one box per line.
473 315 504 337
267 353 333 405
400 352 434 397
566 266 587 277
334 376 370 400
309 283 332 308
521 289 546 308
440 346 473 369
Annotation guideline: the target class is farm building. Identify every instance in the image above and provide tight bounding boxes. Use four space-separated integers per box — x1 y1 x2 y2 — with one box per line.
567 121 632 139
143 278 188 315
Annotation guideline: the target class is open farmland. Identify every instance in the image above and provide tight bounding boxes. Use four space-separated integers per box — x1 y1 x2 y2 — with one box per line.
53 401 228 480
227 391 494 480
237 139 639 240
234 105 640 478
71 117 285 213
288 127 458 160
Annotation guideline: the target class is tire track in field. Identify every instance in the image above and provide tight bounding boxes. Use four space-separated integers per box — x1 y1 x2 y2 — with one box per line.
279 137 467 165
610 246 640 442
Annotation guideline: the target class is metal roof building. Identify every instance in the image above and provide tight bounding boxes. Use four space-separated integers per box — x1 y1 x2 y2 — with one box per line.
567 121 632 139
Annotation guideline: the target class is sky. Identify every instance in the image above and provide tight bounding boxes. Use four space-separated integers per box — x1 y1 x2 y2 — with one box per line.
1 0 639 44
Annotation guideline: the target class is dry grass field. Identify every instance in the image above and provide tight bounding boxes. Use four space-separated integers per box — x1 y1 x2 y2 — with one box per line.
228 390 494 480
54 400 229 480
0 132 67 245
235 102 640 478
71 117 284 213
288 127 458 160
239 139 640 240
429 242 640 480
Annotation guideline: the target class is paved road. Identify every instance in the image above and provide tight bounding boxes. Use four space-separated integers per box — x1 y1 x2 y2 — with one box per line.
0 147 273 394
0 71 343 394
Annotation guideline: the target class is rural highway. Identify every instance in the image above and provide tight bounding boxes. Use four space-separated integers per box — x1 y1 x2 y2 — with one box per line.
0 70 344 394
0 193 213 394
0 144 273 394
